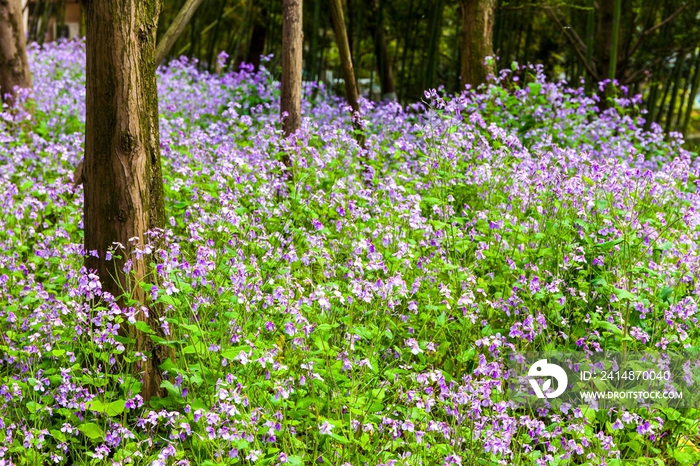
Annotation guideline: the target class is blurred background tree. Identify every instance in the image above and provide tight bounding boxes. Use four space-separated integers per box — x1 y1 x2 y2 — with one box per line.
17 0 700 141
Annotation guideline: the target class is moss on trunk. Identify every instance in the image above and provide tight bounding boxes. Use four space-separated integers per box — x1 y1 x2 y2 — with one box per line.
82 0 169 401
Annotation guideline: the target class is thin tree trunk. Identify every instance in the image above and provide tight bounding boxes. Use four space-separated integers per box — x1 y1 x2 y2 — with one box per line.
644 80 660 131
522 11 532 68
366 0 396 101
596 0 613 83
424 0 444 92
398 0 415 101
494 0 503 62
665 52 686 134
655 60 677 125
0 0 32 105
584 0 595 89
608 0 621 81
230 0 252 71
460 0 496 89
206 0 228 71
247 6 268 71
682 50 700 135
675 59 692 129
281 0 303 143
82 0 169 402
307 0 320 80
56 0 67 38
329 0 360 114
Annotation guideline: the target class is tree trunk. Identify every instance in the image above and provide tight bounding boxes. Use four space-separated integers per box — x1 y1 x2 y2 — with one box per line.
281 0 303 142
82 0 169 402
664 52 686 134
329 0 360 114
608 0 621 81
682 50 700 136
460 0 496 89
307 0 320 80
366 0 396 101
584 0 595 89
424 0 444 92
0 0 32 105
596 0 613 84
247 6 267 71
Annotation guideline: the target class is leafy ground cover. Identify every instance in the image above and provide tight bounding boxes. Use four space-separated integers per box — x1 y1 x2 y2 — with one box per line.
1 40 700 465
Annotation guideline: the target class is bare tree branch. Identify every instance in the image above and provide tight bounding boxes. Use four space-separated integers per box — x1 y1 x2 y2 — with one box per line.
155 0 207 67
624 2 689 66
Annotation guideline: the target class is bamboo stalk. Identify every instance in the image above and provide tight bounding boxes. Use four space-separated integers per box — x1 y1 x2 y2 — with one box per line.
682 50 700 135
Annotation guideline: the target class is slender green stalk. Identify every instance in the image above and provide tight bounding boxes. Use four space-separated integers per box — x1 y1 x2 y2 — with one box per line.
682 49 700 135
665 53 686 134
608 0 621 81
304 0 320 79
584 0 595 89
423 0 444 91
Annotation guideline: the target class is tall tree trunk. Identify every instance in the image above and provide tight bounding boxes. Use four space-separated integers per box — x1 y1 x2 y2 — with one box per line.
608 0 621 81
644 79 660 131
584 0 595 90
682 50 700 136
665 52 686 134
307 0 320 80
424 0 444 92
82 0 169 402
596 0 613 84
0 0 32 105
398 0 416 101
366 0 396 101
329 0 360 114
460 0 496 89
675 59 692 129
655 60 677 125
247 6 268 71
281 0 303 143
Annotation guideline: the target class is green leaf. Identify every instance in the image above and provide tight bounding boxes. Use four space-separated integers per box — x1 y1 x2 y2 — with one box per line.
26 401 42 413
582 176 595 186
597 238 623 250
78 423 104 441
593 320 622 336
614 288 636 301
528 83 542 96
134 321 155 334
87 399 126 417
50 429 66 443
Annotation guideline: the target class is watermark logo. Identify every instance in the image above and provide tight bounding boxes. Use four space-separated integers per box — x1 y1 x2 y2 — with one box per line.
528 359 568 399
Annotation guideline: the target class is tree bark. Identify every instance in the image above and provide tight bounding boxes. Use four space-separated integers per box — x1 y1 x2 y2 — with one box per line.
281 0 303 142
82 0 169 401
155 0 206 67
329 0 360 114
460 0 496 89
0 0 32 105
